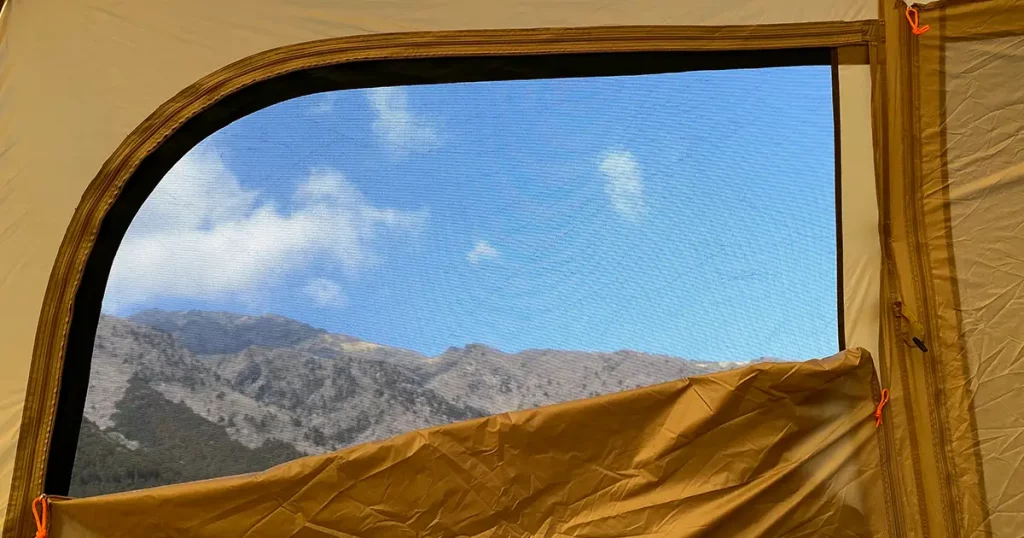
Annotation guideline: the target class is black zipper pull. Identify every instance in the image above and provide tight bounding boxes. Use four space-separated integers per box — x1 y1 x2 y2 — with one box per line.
894 301 928 353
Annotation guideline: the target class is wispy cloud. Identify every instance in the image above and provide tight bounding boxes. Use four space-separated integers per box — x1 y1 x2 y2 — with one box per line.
467 241 499 265
366 87 439 153
103 147 427 312
303 278 345 307
599 149 647 220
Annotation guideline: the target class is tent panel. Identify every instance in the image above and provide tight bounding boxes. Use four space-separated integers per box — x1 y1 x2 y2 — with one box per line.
0 14 881 534
914 1 1024 535
46 350 887 538
943 35 1024 538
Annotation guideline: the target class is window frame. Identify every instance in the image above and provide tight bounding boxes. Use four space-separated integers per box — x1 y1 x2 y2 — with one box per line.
44 46 846 496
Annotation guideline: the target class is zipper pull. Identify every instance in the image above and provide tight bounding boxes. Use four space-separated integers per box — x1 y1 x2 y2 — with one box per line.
894 301 928 352
32 494 49 538
875 388 891 428
905 5 931 35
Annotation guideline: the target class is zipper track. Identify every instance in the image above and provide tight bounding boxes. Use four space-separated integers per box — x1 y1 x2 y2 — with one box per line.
902 5 961 533
875 8 910 533
878 335 908 538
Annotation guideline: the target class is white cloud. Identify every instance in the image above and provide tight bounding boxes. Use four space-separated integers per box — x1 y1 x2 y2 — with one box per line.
467 241 499 265
366 87 438 153
599 149 647 220
103 147 427 312
303 278 345 307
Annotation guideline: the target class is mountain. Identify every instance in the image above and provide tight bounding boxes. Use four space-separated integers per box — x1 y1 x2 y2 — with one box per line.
71 311 738 497
128 309 329 355
425 345 723 413
71 378 303 497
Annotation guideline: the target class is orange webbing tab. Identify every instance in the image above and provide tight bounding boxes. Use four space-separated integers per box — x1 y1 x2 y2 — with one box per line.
905 6 931 35
874 389 890 428
32 495 48 538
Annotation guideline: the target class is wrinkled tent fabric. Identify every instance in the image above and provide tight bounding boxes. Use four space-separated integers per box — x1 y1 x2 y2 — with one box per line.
912 1 1024 535
47 349 887 538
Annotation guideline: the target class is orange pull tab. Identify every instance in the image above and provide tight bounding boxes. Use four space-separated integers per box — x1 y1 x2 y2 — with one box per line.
905 6 931 35
32 495 48 538
875 388 890 428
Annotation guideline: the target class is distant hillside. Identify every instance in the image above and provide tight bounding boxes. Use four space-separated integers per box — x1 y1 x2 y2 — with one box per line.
71 377 302 497
71 311 739 497
128 309 329 355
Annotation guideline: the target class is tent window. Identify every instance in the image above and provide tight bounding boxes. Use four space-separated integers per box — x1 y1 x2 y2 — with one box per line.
66 59 838 497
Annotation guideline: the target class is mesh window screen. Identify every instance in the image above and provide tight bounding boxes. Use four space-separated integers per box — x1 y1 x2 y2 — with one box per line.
70 65 837 496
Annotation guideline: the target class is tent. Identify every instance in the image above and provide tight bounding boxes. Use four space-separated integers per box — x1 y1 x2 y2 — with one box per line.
0 0 1021 535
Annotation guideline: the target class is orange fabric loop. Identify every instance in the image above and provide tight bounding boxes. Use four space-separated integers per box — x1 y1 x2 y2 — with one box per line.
874 389 890 428
905 6 931 35
32 495 48 538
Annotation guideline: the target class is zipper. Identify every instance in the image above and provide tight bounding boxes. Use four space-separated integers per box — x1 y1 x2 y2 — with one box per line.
881 299 909 538
894 301 927 353
878 378 906 538
901 13 961 529
890 3 959 533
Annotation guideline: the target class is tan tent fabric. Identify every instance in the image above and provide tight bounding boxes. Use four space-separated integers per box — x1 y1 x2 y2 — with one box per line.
43 349 886 538
0 8 883 531
941 35 1024 534
839 62 881 365
911 1 1024 536
8 0 1024 536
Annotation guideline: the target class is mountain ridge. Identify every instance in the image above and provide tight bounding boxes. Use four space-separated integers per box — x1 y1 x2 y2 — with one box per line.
74 309 742 497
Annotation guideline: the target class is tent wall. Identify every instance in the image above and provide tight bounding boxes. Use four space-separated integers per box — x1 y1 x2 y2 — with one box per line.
911 1 1024 535
873 1 1024 536
14 0 1024 535
0 6 884 534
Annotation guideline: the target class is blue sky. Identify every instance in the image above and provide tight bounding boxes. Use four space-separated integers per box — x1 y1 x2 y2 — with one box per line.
104 65 838 361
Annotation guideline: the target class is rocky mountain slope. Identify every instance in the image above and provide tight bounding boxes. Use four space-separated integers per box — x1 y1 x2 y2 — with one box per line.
71 310 742 496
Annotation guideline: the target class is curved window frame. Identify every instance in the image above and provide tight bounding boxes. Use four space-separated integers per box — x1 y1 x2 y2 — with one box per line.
52 46 842 492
